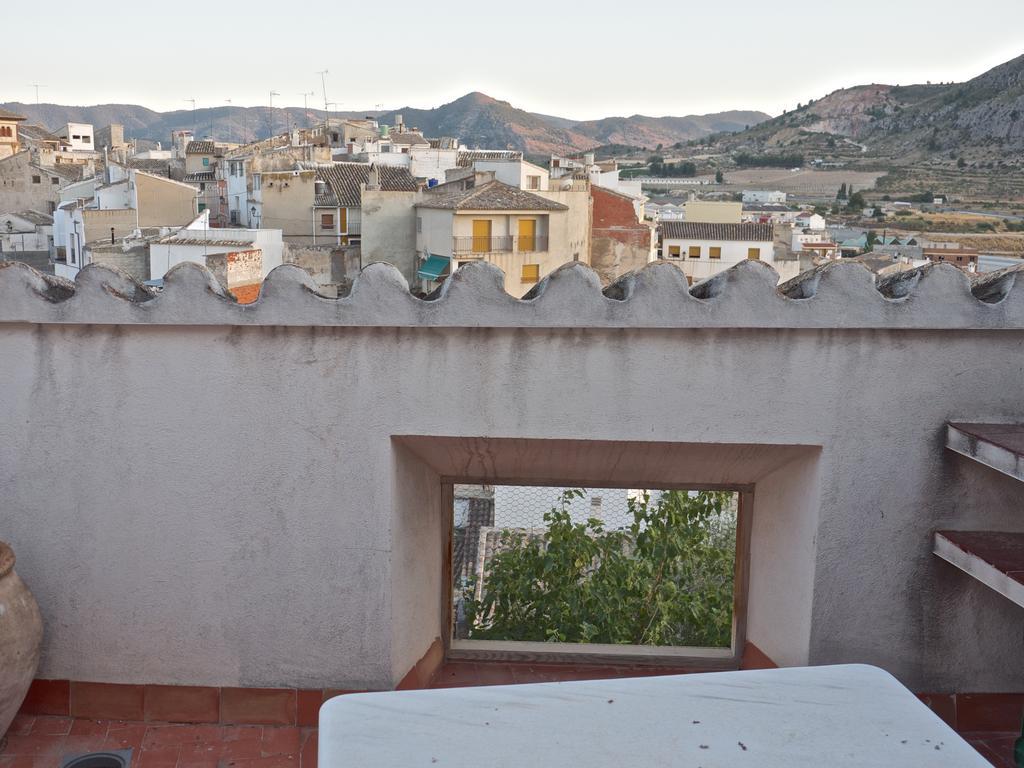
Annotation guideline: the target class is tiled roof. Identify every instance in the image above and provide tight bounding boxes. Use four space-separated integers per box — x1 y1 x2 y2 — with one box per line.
742 203 791 212
315 162 417 208
416 180 568 211
16 124 61 143
456 150 522 167
40 163 89 183
183 171 216 183
388 132 429 146
185 140 215 155
0 109 27 122
126 158 173 174
7 210 54 226
660 221 774 242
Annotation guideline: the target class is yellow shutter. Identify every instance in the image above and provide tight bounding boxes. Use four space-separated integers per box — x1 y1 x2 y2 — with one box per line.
668 245 680 258
518 219 536 252
709 247 721 259
688 246 701 258
747 248 761 260
521 263 540 283
472 219 491 253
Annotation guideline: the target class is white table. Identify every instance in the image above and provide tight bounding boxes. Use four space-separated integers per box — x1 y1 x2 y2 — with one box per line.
319 664 988 767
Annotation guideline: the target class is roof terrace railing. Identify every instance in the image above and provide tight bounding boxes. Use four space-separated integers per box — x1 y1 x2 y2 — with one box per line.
452 235 548 255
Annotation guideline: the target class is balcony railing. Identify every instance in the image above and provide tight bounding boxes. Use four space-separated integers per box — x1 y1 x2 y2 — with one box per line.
452 235 548 255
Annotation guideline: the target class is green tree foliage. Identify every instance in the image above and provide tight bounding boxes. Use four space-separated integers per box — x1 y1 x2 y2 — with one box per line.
648 155 697 177
463 490 736 648
733 152 804 168
837 183 848 200
715 169 724 183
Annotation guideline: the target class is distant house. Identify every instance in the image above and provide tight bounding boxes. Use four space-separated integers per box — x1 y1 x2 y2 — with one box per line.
794 211 825 230
414 178 574 297
658 221 794 284
252 162 418 246
55 122 95 153
742 202 798 224
183 141 222 223
742 190 786 204
149 212 284 302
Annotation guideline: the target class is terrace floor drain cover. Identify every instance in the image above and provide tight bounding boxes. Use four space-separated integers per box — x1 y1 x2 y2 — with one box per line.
60 749 132 768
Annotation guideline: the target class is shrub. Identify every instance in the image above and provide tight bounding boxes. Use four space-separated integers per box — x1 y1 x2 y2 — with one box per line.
463 490 736 648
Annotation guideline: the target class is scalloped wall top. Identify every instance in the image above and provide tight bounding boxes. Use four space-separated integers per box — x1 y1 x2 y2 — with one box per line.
1 258 1023 329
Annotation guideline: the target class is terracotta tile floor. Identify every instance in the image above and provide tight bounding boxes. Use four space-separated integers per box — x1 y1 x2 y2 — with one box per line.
0 716 317 767
2 662 1017 768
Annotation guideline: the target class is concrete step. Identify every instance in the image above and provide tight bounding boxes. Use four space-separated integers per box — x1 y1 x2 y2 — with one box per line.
947 422 1024 483
934 530 1024 608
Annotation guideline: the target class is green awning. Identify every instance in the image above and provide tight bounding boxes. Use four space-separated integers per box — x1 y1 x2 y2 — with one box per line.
417 254 451 281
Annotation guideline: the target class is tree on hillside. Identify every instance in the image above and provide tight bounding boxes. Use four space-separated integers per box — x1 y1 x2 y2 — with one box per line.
715 169 724 184
837 183 848 200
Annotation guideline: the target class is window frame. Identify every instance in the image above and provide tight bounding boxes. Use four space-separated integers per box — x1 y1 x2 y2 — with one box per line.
747 248 761 260
521 263 541 284
688 246 701 259
321 212 335 230
709 246 722 259
442 479 753 668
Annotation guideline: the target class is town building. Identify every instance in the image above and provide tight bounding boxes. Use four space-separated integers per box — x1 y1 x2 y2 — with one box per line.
742 202 798 224
742 189 787 204
183 141 222 223
55 122 96 154
414 175 585 297
149 212 284 302
589 185 654 283
53 167 198 280
252 161 418 247
0 210 53 272
0 151 91 215
0 109 26 160
684 200 742 224
658 220 795 284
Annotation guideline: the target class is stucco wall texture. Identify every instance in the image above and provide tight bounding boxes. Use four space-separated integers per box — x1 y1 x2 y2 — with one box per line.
0 258 1023 693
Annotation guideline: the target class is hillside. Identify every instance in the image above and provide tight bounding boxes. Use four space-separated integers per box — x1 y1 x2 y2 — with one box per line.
706 53 1024 166
377 92 599 154
0 92 767 155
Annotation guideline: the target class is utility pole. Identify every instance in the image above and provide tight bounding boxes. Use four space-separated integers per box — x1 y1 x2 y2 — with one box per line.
269 91 279 137
29 84 46 106
317 70 329 118
299 92 314 129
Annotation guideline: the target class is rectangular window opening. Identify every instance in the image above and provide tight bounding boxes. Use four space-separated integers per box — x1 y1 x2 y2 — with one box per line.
450 484 744 664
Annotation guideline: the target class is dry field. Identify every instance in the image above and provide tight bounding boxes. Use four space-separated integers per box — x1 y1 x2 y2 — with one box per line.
923 232 1024 256
707 168 887 197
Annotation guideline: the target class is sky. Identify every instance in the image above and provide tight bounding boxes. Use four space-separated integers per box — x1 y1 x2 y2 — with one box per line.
4 1 1022 120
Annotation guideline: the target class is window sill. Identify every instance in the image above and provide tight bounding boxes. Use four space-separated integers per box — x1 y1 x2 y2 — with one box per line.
448 639 737 669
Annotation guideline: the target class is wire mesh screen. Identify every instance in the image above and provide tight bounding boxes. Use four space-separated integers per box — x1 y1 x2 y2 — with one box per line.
452 485 738 648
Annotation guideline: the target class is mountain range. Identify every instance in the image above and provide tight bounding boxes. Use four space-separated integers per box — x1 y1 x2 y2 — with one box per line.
0 92 769 156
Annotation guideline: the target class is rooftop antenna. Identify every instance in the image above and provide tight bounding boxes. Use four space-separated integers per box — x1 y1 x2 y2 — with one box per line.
317 70 330 116
299 92 314 129
185 98 196 135
29 84 46 106
269 91 280 137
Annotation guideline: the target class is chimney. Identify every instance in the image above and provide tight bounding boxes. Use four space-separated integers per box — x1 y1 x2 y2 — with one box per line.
367 165 380 191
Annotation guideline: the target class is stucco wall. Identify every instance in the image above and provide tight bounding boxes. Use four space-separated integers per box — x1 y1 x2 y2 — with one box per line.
135 172 196 228
0 259 1023 694
361 189 417 283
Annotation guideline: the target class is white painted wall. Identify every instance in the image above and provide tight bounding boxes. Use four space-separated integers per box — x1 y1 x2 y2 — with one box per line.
743 190 787 204
58 123 95 153
0 261 1023 695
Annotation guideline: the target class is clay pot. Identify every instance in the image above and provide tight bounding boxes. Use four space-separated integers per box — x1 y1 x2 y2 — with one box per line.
0 541 43 744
